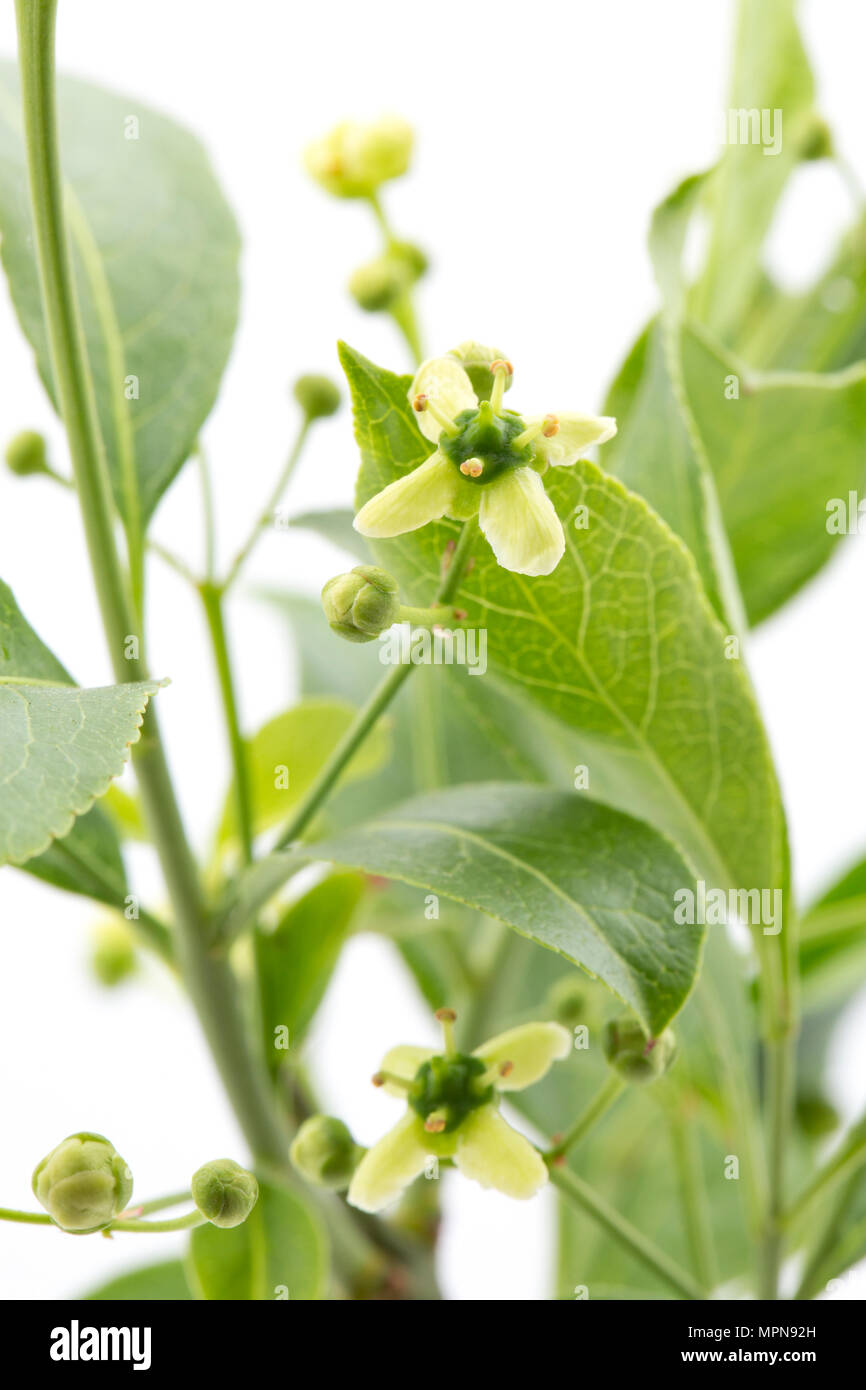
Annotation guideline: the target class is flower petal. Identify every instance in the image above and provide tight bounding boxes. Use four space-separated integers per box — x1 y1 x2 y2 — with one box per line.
475 1022 572 1091
354 451 458 537
378 1044 434 1096
530 413 617 467
346 1112 430 1213
478 466 565 576
409 356 478 443
455 1106 548 1199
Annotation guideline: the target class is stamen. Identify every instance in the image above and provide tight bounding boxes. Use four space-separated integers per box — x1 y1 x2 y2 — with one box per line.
372 1070 411 1091
413 391 460 438
512 420 545 449
435 1007 458 1057
424 1112 448 1134
479 1058 514 1088
542 414 560 437
489 359 513 413
459 457 484 478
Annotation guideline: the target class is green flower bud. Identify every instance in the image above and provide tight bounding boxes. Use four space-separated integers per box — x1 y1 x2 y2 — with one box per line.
290 1116 363 1190
322 564 400 642
304 117 413 199
293 373 341 421
191 1159 258 1228
349 255 408 313
5 429 48 477
602 1017 677 1083
448 341 513 401
32 1132 133 1233
801 115 833 162
547 974 594 1029
90 918 137 988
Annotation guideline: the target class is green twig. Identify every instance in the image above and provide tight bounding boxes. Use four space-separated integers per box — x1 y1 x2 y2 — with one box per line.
223 418 311 592
548 1165 706 1301
545 1075 625 1163
273 518 478 852
199 580 254 865
668 1105 718 1292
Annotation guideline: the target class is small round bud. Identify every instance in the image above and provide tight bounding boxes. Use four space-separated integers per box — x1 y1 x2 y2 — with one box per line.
322 564 400 642
5 429 48 477
90 918 137 988
349 255 408 312
293 374 341 421
547 975 590 1029
32 1133 133 1233
602 1017 677 1083
802 115 833 162
290 1116 363 1190
448 341 513 400
191 1159 258 1228
304 117 413 199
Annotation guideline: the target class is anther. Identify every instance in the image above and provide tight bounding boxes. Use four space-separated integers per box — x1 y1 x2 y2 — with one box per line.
542 414 560 437
413 392 428 413
459 458 484 478
424 1112 448 1134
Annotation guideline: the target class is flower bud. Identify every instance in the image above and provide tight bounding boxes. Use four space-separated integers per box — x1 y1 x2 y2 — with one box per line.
293 373 341 421
349 256 408 313
290 1116 363 1190
304 117 413 199
191 1159 258 1228
5 429 48 477
322 565 400 642
448 341 513 401
795 1094 840 1139
602 1017 677 1083
32 1132 133 1233
547 974 596 1029
90 918 137 987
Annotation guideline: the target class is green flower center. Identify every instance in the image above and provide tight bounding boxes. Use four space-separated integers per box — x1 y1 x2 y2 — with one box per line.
440 400 534 486
408 1053 494 1132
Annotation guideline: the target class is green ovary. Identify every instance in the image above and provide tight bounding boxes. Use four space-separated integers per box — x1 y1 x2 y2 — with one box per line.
408 1053 493 1131
439 401 533 485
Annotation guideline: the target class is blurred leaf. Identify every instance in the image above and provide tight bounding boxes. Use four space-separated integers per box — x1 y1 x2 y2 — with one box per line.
218 698 390 847
344 344 787 921
256 871 363 1065
798 855 866 1010
85 1259 192 1300
690 0 820 339
0 578 160 868
0 64 240 528
315 783 705 1036
187 1180 327 1300
288 508 369 561
23 804 127 906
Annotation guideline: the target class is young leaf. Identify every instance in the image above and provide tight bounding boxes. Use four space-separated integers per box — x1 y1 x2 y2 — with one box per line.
0 578 160 868
0 64 240 529
342 345 787 915
85 1259 192 1301
314 783 705 1036
187 1180 327 1301
217 698 390 848
255 871 363 1065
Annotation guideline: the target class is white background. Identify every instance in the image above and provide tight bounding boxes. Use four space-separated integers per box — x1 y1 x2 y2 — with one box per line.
0 0 865 1300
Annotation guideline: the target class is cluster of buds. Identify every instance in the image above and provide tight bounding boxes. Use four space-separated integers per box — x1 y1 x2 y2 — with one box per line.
304 117 413 200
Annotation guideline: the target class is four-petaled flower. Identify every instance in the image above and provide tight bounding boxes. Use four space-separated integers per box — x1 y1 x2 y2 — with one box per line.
353 354 616 576
347 1009 571 1212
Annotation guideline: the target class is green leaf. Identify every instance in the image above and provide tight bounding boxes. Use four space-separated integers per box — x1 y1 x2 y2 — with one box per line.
0 64 240 529
799 856 866 1010
23 803 128 906
681 326 866 625
187 1180 327 1301
690 0 820 340
343 345 786 911
85 1259 192 1301
255 871 363 1064
314 783 705 1035
218 697 390 847
0 578 160 868
288 507 370 561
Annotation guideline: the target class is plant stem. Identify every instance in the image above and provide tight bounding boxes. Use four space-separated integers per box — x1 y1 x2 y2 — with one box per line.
0 1208 53 1226
548 1165 706 1301
668 1105 718 1292
15 0 291 1177
199 580 254 865
127 1190 191 1217
545 1076 625 1162
223 418 311 591
759 1030 795 1298
274 518 478 851
783 1123 866 1228
110 1210 205 1234
197 444 217 582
